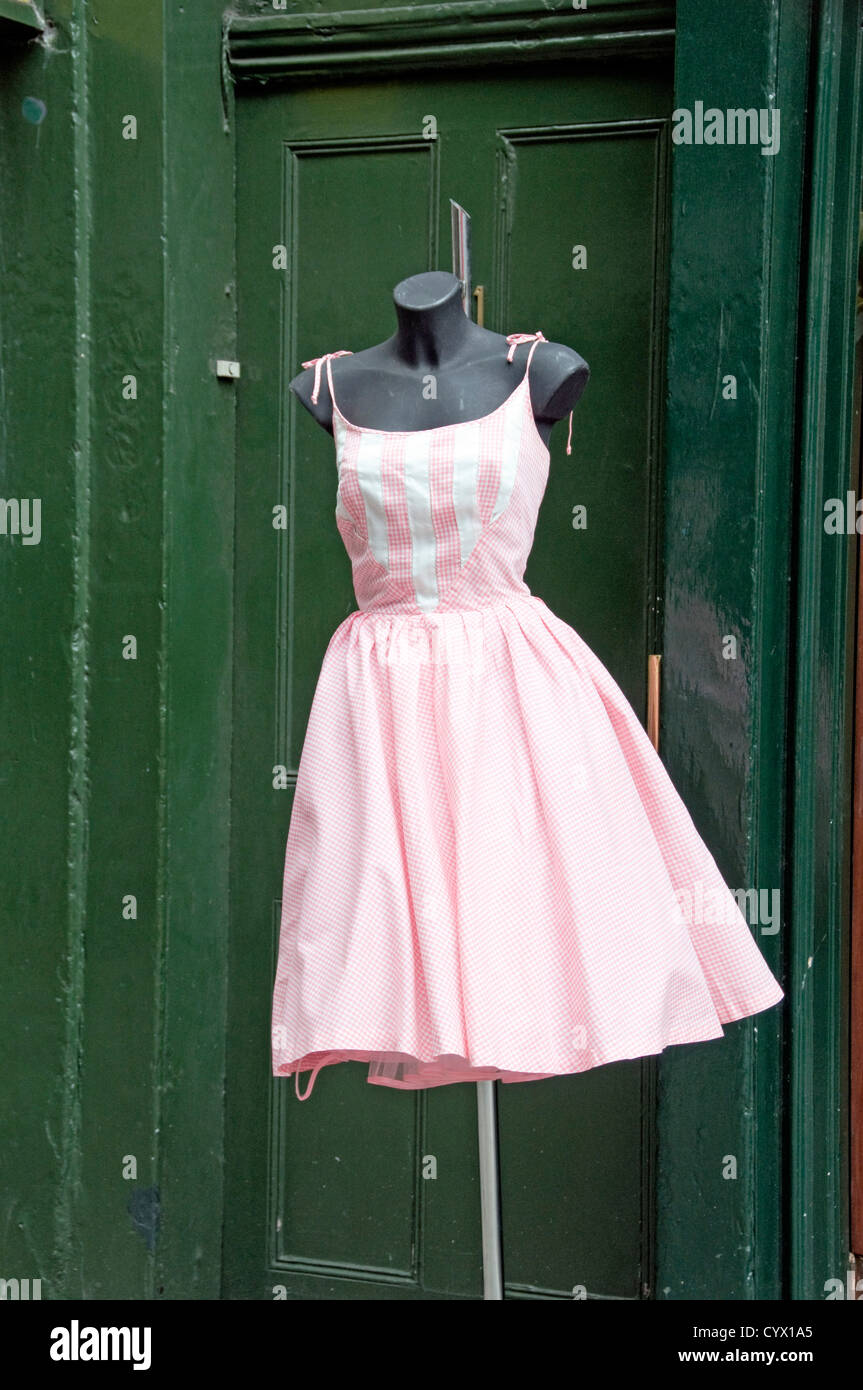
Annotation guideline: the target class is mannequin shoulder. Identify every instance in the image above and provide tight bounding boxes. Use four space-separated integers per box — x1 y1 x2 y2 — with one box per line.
529 338 591 422
289 351 357 432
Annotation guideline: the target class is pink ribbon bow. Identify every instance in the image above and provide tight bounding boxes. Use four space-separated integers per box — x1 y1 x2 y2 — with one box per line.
301 350 354 404
505 330 573 455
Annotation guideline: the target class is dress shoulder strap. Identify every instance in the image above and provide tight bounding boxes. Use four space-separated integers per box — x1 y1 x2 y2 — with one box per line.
505 331 573 456
301 350 354 406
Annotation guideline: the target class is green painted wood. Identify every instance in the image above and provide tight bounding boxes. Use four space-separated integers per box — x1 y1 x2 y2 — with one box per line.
790 0 863 1302
225 0 675 80
0 0 79 1302
155 0 239 1300
0 0 237 1300
658 0 810 1299
496 110 670 1300
0 0 43 35
223 97 488 1302
223 36 671 1299
70 0 166 1298
746 0 813 1305
0 0 164 1298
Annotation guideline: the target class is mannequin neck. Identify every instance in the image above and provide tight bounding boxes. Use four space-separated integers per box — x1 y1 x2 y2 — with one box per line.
392 272 474 368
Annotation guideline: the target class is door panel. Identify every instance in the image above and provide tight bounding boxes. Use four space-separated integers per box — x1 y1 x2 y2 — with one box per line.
225 57 671 1300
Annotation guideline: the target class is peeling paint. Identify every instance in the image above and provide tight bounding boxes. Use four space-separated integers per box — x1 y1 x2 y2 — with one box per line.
127 1186 160 1254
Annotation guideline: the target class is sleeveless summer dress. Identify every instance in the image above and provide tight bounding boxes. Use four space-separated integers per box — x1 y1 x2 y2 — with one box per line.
271 331 784 1100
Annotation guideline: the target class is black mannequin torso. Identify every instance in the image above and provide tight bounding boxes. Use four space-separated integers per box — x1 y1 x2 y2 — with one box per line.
290 270 589 451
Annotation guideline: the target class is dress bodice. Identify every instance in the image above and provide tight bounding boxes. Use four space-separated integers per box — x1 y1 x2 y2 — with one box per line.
302 333 563 615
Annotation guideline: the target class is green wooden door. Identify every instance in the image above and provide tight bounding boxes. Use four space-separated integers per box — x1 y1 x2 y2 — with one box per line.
223 55 671 1300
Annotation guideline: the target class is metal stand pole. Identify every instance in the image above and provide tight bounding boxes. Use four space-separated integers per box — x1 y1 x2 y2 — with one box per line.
453 201 502 1300
476 1080 504 1299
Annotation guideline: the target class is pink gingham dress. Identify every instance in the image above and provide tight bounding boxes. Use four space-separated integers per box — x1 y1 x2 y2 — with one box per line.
271 332 784 1100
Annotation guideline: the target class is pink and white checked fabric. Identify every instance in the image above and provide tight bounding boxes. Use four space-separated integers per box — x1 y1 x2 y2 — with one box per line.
272 333 783 1100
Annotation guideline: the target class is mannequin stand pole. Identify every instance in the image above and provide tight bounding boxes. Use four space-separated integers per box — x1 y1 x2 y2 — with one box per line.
476 1080 504 1299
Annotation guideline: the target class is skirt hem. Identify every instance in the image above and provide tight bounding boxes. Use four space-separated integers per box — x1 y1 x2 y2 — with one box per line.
275 977 784 1098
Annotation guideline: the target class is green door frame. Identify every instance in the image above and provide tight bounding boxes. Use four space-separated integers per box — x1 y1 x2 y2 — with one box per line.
661 0 863 1300
788 0 863 1302
657 0 807 1299
155 0 861 1299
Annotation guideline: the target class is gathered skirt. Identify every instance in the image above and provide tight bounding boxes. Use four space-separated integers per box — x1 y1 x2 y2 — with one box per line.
271 594 784 1098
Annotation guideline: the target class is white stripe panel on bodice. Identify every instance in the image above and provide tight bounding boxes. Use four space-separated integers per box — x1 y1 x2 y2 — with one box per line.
403 431 439 612
333 414 353 529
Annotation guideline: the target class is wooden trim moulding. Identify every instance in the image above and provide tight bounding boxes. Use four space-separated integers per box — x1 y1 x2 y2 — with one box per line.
224 1 675 83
